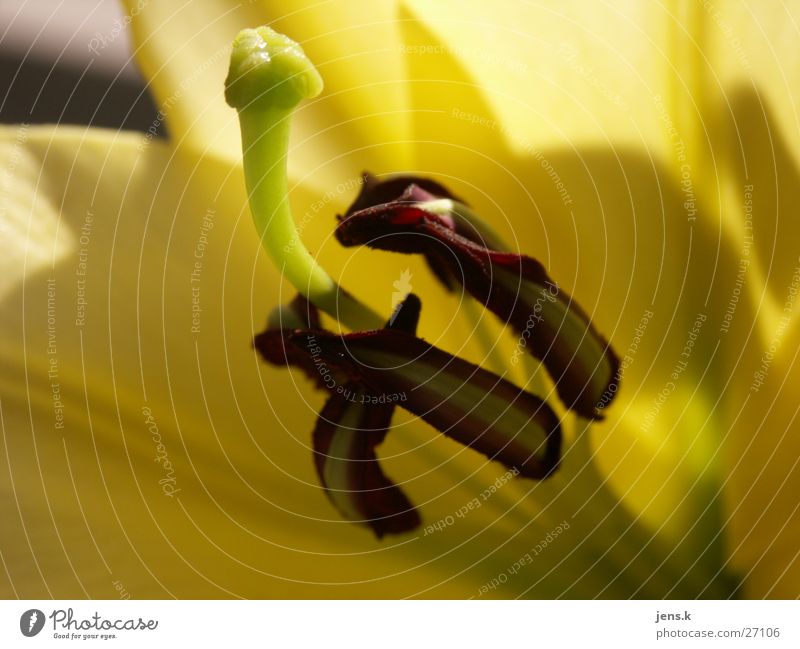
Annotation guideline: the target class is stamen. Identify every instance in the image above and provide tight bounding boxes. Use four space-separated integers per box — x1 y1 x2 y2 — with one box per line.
313 385 420 538
336 174 620 418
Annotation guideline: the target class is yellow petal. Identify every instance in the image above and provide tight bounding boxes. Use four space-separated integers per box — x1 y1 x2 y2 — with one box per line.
401 1 673 165
0 124 440 597
1 125 658 598
724 320 800 598
390 2 800 597
659 3 800 596
0 124 74 301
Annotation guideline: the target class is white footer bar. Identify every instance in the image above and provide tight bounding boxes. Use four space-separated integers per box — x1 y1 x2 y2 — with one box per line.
0 600 795 648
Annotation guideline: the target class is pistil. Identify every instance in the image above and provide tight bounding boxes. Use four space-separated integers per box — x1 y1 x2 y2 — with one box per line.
225 27 382 330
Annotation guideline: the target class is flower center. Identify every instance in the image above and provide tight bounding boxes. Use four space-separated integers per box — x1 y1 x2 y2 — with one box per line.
225 25 739 598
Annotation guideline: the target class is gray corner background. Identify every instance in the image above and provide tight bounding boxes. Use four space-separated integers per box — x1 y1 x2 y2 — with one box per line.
0 0 160 133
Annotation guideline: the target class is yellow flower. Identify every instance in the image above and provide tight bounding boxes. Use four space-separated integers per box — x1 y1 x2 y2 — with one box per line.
1 0 799 598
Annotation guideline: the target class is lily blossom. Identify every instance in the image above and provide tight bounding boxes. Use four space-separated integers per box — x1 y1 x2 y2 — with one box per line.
0 0 798 599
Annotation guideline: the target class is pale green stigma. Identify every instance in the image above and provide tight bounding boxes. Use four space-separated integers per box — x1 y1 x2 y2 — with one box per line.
225 26 323 111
